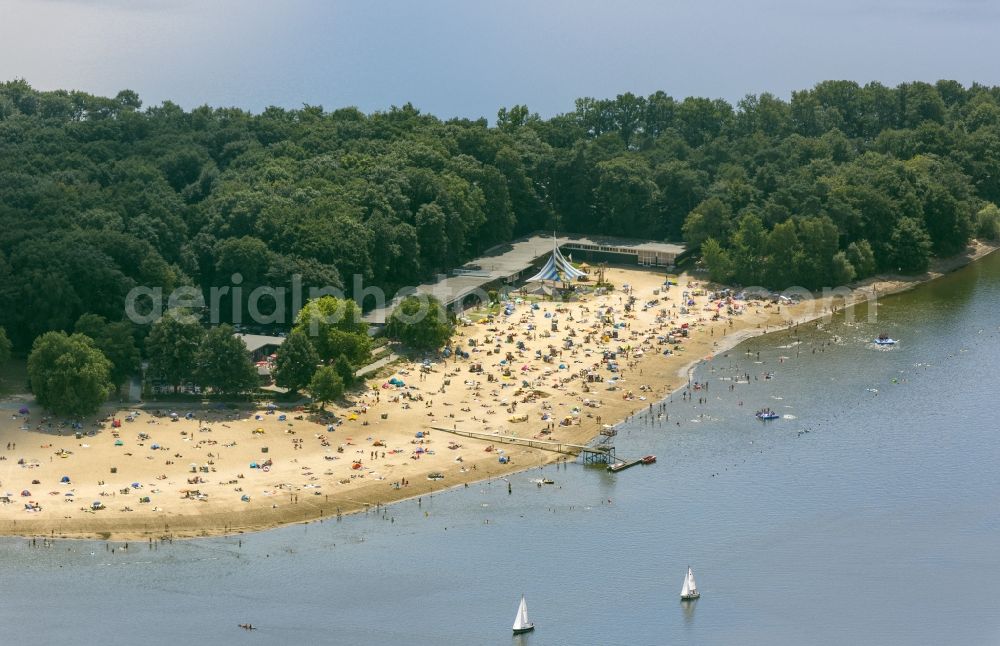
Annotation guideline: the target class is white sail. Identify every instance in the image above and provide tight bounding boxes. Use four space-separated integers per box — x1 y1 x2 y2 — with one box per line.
681 566 698 598
512 596 531 631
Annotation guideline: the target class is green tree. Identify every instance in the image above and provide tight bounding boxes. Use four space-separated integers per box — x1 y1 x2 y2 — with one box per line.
385 295 453 351
273 330 319 393
27 332 112 417
652 162 709 239
795 216 840 289
889 217 933 273
193 325 258 395
334 353 356 389
729 214 767 285
763 220 802 288
701 238 734 284
682 197 733 249
846 240 877 278
309 365 344 410
74 314 140 393
831 251 856 285
145 314 205 392
293 296 371 364
975 203 1000 240
593 156 657 234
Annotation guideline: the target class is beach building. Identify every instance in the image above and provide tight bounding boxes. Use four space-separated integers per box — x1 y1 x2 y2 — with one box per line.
362 232 685 325
236 333 285 385
236 334 285 362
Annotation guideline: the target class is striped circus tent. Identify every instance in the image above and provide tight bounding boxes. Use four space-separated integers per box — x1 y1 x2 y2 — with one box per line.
527 237 585 282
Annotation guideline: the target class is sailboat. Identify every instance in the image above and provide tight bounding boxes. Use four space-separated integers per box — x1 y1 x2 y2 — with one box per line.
512 595 535 634
680 566 700 601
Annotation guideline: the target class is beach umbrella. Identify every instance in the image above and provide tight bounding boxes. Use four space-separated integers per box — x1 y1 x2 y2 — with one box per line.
131 482 140 489
20 490 30 496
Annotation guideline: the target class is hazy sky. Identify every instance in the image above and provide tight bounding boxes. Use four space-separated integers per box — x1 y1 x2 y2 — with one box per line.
1 0 998 119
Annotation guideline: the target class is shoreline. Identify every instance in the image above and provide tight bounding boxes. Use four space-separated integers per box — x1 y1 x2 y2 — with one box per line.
0 241 995 542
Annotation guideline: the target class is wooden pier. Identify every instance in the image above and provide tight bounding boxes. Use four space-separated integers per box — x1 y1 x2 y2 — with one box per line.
429 426 615 463
607 457 643 473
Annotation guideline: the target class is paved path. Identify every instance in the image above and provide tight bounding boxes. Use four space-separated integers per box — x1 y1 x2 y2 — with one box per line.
355 353 399 378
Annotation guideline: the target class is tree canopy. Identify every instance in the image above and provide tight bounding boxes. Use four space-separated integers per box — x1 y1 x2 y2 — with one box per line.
193 325 258 395
308 365 344 410
74 313 139 391
27 331 112 417
273 329 319 393
145 313 204 391
1 78 999 354
385 295 453 351
292 296 371 364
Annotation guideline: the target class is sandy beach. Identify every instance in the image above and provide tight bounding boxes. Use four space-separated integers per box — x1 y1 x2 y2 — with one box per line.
0 241 995 541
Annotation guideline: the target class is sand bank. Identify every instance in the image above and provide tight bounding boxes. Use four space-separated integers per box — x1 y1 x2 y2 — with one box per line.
0 241 994 540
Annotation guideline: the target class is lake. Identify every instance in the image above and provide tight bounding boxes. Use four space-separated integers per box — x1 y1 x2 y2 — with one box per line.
3 253 1000 645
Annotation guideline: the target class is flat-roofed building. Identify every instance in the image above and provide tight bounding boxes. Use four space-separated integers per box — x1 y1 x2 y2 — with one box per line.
236 334 285 362
362 232 685 325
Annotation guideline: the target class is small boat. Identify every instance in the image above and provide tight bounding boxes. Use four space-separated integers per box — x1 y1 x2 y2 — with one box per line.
512 595 535 634
541 478 554 485
680 566 700 601
874 333 896 346
755 410 780 420
641 455 657 464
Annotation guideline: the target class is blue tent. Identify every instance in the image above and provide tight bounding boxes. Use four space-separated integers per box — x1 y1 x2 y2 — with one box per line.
60 476 70 483
527 236 585 283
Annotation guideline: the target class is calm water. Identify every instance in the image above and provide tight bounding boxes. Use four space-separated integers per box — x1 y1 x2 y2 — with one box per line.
3 255 1000 645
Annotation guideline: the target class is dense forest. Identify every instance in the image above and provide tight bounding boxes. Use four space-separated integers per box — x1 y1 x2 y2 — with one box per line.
2 78 1000 352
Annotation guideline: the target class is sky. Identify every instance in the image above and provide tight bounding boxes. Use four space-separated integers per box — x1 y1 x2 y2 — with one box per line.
1 0 998 120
